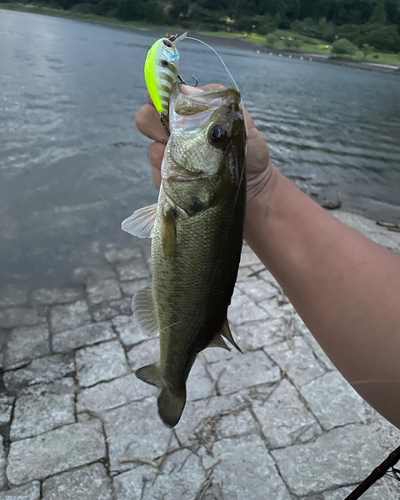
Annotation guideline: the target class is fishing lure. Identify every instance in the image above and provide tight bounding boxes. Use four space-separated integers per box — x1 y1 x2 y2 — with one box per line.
144 32 187 136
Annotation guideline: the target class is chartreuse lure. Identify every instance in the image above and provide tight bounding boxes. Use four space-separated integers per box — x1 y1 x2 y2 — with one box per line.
144 33 187 135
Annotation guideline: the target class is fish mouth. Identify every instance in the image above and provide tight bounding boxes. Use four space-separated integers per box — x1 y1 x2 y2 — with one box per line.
170 83 241 116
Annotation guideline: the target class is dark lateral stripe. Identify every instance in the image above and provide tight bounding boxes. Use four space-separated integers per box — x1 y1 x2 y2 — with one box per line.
160 73 175 87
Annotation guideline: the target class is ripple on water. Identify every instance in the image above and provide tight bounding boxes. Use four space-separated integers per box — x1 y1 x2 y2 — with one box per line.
0 10 399 287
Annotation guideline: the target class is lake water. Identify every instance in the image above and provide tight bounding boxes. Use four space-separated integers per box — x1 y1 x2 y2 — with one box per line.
1 10 399 287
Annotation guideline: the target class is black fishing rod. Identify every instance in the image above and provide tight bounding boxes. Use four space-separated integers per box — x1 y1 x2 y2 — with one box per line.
344 445 400 500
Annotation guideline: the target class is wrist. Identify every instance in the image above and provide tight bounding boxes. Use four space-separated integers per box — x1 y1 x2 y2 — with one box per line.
244 163 280 244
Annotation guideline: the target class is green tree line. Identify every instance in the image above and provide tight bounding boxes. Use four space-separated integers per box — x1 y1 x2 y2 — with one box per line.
7 0 400 52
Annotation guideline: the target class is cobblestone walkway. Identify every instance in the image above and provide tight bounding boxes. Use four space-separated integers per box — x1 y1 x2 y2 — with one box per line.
1 212 400 499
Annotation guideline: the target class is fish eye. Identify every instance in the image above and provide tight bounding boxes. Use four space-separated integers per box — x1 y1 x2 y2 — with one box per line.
209 125 227 144
163 39 172 47
161 60 169 67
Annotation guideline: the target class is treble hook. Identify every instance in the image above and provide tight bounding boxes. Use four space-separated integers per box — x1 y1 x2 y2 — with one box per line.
177 75 198 87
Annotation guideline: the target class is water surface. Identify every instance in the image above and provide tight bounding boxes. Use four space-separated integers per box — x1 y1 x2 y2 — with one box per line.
0 10 399 287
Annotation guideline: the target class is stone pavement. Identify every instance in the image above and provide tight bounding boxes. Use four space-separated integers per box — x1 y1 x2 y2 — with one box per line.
0 211 400 500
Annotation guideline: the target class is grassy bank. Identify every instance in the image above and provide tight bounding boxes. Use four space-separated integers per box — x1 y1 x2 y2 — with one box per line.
200 29 400 65
1 2 399 67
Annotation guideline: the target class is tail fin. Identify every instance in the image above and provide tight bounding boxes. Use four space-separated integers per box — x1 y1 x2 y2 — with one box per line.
157 387 186 428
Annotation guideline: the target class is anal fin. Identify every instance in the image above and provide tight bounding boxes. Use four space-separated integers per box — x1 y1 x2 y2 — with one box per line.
221 319 242 353
209 333 231 351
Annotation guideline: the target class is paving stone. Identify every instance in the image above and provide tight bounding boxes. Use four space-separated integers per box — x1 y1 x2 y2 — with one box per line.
187 358 216 401
112 468 151 499
116 259 150 281
148 450 205 500
4 325 49 369
119 279 151 297
236 266 255 282
86 278 121 305
31 288 82 305
239 244 262 267
301 372 367 430
53 321 115 353
104 247 142 263
258 297 288 319
253 379 321 448
10 378 75 441
0 436 6 490
207 350 281 395
210 435 291 500
0 286 29 308
50 300 91 334
0 482 40 500
236 278 277 303
3 354 74 391
103 398 174 472
113 447 206 500
271 425 383 496
201 344 235 364
76 340 129 387
91 298 132 322
112 315 147 347
175 393 257 446
72 266 115 285
266 336 326 387
127 338 159 370
233 319 286 352
7 420 105 485
321 484 391 500
0 308 45 329
302 330 336 371
77 373 156 413
0 395 14 426
334 212 400 253
42 463 112 500
227 290 269 325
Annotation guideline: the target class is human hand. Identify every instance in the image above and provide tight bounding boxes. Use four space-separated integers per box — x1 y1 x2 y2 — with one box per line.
135 83 276 205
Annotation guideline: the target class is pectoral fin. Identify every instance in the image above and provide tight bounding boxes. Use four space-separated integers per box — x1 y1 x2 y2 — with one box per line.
121 204 157 238
132 287 158 335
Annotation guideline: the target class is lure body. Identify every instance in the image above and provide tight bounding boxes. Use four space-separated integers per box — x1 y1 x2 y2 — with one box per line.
144 35 184 116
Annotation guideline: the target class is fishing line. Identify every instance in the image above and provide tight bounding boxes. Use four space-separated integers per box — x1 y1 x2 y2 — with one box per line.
185 36 242 97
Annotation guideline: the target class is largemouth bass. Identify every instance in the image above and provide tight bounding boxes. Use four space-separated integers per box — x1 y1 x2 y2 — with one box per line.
122 83 246 427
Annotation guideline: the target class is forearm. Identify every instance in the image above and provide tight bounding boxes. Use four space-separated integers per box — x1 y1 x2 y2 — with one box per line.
245 166 400 428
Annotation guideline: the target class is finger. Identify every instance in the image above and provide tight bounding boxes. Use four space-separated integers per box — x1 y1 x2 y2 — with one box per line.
148 142 164 190
148 141 165 171
136 104 169 143
200 83 225 91
152 165 161 190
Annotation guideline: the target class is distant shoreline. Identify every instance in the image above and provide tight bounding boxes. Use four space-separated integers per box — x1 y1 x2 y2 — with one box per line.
1 3 400 77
